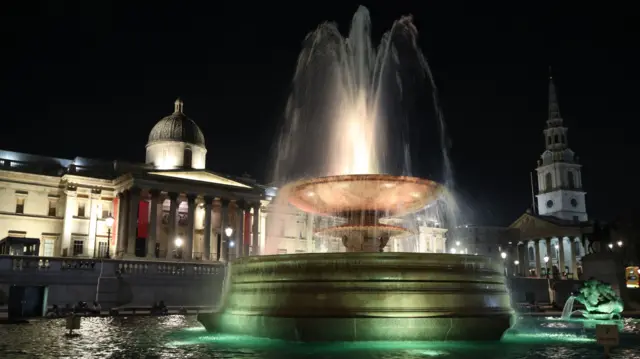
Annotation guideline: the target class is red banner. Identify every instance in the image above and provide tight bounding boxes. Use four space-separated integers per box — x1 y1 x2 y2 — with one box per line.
244 211 252 245
111 197 119 246
138 200 149 238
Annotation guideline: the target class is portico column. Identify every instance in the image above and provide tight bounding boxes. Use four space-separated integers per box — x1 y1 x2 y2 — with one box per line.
126 187 141 256
61 186 77 256
520 243 527 276
569 238 578 278
558 237 566 278
534 240 542 278
220 199 230 262
116 191 128 257
185 194 196 260
147 189 161 258
166 192 179 259
203 196 213 260
305 213 314 253
88 190 101 258
545 238 552 277
252 203 261 255
235 200 246 258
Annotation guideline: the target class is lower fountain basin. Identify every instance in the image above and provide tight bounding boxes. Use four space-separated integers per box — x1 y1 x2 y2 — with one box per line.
198 252 513 341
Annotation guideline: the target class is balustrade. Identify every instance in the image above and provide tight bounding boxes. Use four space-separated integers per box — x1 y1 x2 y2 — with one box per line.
1 255 225 277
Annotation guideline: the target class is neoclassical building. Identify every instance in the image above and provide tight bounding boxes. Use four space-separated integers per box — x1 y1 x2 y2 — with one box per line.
509 76 589 279
0 99 266 262
0 98 450 261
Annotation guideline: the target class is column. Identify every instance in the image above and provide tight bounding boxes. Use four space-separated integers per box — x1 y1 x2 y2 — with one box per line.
534 240 542 278
569 238 578 278
545 238 552 277
235 200 245 258
518 243 526 276
252 202 261 255
558 236 566 278
166 192 179 259
61 186 77 256
147 189 161 258
220 199 230 262
203 196 213 260
305 213 314 253
185 194 196 260
126 187 141 256
116 191 128 256
88 191 101 258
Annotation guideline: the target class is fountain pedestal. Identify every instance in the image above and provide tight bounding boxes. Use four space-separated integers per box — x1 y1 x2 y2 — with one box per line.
198 252 513 341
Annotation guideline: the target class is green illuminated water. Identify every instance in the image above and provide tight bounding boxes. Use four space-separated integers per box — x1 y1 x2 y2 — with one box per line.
0 316 638 358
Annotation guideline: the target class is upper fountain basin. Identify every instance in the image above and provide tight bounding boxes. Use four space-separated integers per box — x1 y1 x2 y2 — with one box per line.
283 174 442 216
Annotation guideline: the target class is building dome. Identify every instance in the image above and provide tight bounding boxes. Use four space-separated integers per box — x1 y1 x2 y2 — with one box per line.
147 98 205 146
145 98 207 170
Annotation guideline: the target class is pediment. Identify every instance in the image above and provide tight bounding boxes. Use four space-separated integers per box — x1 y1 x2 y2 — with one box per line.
148 171 252 189
510 212 581 240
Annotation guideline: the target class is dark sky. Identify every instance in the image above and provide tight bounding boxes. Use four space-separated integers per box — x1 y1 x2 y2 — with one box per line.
1 2 638 225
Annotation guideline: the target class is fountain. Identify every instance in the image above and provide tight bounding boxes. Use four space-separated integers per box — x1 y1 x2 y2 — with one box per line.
197 174 513 341
198 6 513 341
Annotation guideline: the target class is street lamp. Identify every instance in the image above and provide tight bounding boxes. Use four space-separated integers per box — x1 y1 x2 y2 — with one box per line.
608 243 613 249
543 255 549 278
225 226 234 237
104 215 114 259
617 240 623 247
514 260 520 277
174 237 183 247
450 248 457 254
500 252 507 275
500 252 507 259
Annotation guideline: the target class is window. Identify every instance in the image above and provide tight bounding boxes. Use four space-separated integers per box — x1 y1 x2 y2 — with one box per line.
77 203 86 217
48 201 57 216
545 173 553 191
72 240 84 256
183 148 193 168
528 246 535 261
15 197 25 214
43 238 55 257
277 249 287 254
547 136 551 145
568 171 576 189
97 241 108 258
554 134 559 143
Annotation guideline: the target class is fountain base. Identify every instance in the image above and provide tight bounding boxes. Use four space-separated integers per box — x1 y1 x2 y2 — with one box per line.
198 252 514 341
198 312 512 341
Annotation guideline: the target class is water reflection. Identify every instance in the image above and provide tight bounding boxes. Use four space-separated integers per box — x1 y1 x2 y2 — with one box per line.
0 316 638 358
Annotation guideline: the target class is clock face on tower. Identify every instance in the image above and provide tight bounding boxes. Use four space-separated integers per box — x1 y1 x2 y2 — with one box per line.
546 200 554 208
571 198 578 207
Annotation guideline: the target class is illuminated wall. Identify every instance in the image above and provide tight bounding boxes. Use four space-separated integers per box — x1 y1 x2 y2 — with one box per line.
145 141 206 170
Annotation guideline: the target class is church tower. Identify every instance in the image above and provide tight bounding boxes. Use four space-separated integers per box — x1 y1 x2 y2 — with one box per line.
535 73 588 222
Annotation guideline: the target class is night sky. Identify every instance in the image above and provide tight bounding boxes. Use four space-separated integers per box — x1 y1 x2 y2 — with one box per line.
1 2 638 225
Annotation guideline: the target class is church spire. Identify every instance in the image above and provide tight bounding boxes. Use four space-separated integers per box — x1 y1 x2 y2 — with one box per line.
547 68 562 127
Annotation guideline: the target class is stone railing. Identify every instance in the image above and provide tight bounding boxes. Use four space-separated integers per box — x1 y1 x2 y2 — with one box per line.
0 255 226 277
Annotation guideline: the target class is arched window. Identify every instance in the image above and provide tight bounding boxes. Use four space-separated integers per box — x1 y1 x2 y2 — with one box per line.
528 246 535 261
183 148 193 168
554 134 559 143
545 173 553 191
568 171 576 189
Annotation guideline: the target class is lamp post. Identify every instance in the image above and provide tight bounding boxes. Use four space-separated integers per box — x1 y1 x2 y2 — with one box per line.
224 226 234 260
104 215 114 259
617 240 623 247
175 237 183 259
543 255 549 278
501 252 507 276
514 260 520 276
